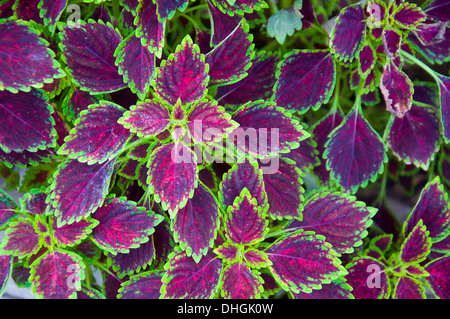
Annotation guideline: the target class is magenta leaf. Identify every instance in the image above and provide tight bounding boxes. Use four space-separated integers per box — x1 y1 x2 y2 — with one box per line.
407 28 450 65
382 29 402 57
60 20 126 94
244 249 270 268
161 250 222 299
114 32 155 100
393 277 426 299
400 219 431 264
51 218 98 248
214 243 238 263
345 257 390 299
208 0 241 46
380 60 414 117
48 159 115 226
0 218 41 257
205 20 254 86
224 188 268 245
424 0 450 22
110 239 155 279
403 177 450 243
91 196 163 255
330 3 366 62
153 35 209 105
437 75 450 142
135 0 165 57
324 104 387 193
230 100 309 158
0 89 56 153
266 230 347 293
293 278 353 299
289 190 377 254
393 2 426 29
147 143 198 217
220 262 263 299
0 255 12 297
274 50 336 113
0 188 17 228
172 183 220 262
0 19 64 93
412 22 448 47
118 271 163 299
262 158 304 219
425 256 450 299
20 188 48 216
186 99 238 145
358 44 376 77
38 0 67 30
154 0 188 20
211 0 268 16
61 87 99 124
30 249 85 299
384 103 441 170
58 101 131 165
282 135 320 173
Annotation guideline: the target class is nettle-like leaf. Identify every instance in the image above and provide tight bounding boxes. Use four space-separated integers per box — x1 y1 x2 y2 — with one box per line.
58 101 131 165
393 2 426 29
60 20 126 94
172 183 220 262
220 262 263 299
91 196 163 255
379 60 414 118
147 143 198 216
153 0 188 21
0 188 17 228
393 276 426 299
187 99 238 145
0 218 41 257
403 177 450 244
437 75 450 142
425 256 450 299
161 250 222 299
207 0 240 46
118 271 163 299
274 50 336 113
424 0 450 22
224 188 268 245
114 32 155 100
0 89 56 154
244 248 270 268
51 218 98 248
400 219 431 264
230 100 309 158
330 3 366 62
48 159 115 226
37 0 67 30
0 255 12 296
110 239 156 278
154 35 209 104
384 103 441 170
30 249 85 299
135 0 165 57
358 44 376 77
324 104 387 193
205 21 254 86
345 256 390 299
0 19 64 93
382 29 402 58
289 190 377 254
266 230 347 294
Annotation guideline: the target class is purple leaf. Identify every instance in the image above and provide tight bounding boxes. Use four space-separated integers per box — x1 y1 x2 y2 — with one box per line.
384 103 441 170
51 218 98 248
345 257 390 299
292 278 353 299
0 19 64 93
425 256 450 299
266 230 347 293
211 0 268 16
424 0 450 22
60 20 125 94
380 60 414 117
324 104 387 193
382 29 402 57
358 44 376 77
153 35 209 104
110 238 155 279
274 50 336 113
30 249 85 299
230 100 309 158
186 99 238 145
413 21 448 47
224 188 267 245
214 243 238 262
115 32 155 100
262 158 304 219
58 101 131 165
0 89 56 153
400 219 431 264
38 0 67 29
216 51 279 107
393 2 426 29
208 0 241 46
147 143 198 216
244 249 270 268
13 0 43 23
0 188 17 228
118 271 163 299
61 87 100 124
220 262 263 299
20 188 48 215
282 135 320 173
48 159 115 226
154 0 188 20
91 196 163 255
135 0 165 56
407 28 450 64
0 218 41 257
393 277 426 299
161 250 222 299
172 183 220 262
289 190 377 254
0 255 12 296
403 177 450 243
437 75 450 142
205 21 254 86
330 3 366 62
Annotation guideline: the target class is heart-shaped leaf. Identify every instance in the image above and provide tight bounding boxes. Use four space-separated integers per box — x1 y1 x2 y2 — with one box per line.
400 219 432 264
393 2 426 29
220 262 263 299
0 218 41 257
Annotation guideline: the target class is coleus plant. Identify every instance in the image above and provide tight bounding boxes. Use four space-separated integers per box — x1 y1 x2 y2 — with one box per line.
0 0 449 300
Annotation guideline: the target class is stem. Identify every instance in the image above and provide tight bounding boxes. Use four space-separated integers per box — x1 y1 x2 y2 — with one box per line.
375 165 389 205
400 50 442 84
